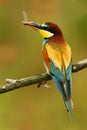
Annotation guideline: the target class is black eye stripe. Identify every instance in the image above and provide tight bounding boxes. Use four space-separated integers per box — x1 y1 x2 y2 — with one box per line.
42 26 48 30
42 26 56 33
49 28 56 33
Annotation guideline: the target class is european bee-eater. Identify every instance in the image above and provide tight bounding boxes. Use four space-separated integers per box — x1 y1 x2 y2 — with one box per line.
23 21 73 119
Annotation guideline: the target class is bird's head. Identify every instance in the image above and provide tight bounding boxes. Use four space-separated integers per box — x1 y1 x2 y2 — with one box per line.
23 21 64 40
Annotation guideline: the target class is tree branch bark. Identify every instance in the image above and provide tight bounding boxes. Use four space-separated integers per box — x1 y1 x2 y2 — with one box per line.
0 59 87 94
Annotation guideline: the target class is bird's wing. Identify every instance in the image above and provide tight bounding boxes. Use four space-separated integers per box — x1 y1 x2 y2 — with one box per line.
43 42 73 119
62 42 72 78
62 42 72 97
42 43 64 80
43 42 72 96
44 42 72 79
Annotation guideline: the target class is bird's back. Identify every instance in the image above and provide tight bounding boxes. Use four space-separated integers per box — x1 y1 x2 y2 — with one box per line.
42 41 73 119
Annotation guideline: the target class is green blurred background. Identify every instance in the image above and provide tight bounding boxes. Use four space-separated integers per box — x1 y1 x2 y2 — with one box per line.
0 0 87 130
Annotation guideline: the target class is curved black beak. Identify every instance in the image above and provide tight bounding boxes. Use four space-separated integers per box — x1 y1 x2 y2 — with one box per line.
22 21 42 30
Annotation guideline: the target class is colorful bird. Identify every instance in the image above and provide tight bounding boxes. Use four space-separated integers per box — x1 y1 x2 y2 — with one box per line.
23 21 73 120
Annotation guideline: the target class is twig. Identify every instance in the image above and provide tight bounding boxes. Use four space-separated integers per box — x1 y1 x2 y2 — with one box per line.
0 59 87 94
72 59 87 72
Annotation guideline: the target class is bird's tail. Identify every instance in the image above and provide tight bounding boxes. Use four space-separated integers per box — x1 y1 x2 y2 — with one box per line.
64 99 73 121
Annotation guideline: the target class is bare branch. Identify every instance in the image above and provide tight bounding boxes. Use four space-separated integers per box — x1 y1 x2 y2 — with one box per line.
72 59 87 72
0 59 87 94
